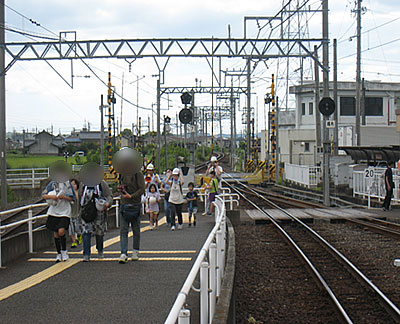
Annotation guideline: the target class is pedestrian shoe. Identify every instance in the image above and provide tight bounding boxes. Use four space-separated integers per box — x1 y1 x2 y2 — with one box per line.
178 224 183 230
150 224 154 231
193 221 197 226
98 251 104 259
56 254 62 263
188 223 192 227
207 213 212 217
171 225 176 231
61 250 69 261
83 255 90 262
132 250 139 261
77 235 83 245
201 212 208 216
71 242 77 249
119 254 129 264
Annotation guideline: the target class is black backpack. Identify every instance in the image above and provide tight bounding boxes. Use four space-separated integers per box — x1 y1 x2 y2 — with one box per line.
80 185 102 223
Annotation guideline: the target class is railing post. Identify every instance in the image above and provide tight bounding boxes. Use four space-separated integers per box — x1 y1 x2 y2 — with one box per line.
178 309 191 324
209 242 217 321
116 199 120 228
200 261 209 324
31 169 35 189
216 228 223 298
28 207 33 253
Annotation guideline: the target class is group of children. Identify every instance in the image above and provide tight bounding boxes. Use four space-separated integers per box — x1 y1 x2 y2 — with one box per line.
144 179 199 230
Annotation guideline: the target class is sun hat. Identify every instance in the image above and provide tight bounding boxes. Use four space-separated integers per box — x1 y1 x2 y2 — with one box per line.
147 163 155 170
46 190 58 206
210 156 217 162
172 168 180 175
149 196 157 204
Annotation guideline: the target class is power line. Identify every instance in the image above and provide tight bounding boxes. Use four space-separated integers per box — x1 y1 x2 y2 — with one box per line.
339 36 400 60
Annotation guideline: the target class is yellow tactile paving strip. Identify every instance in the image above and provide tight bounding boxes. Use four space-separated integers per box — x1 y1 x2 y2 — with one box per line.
28 257 192 262
43 250 196 255
0 214 193 302
0 259 81 302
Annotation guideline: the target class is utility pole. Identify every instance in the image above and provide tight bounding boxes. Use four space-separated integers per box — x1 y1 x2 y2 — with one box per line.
322 0 330 207
100 95 105 169
156 78 161 172
314 46 321 148
355 0 362 146
275 97 280 183
0 0 6 207
246 58 251 164
333 38 338 155
107 73 113 171
230 83 235 169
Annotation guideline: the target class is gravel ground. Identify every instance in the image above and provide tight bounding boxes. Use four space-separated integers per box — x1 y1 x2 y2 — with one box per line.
235 222 400 324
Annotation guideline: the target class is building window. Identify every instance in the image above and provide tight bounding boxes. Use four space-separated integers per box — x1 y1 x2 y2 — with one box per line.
301 103 306 115
365 97 383 116
340 97 355 116
304 142 310 152
309 102 313 115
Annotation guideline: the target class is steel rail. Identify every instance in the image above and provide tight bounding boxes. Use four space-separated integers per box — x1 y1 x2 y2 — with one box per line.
223 178 353 323
227 178 400 322
345 218 400 240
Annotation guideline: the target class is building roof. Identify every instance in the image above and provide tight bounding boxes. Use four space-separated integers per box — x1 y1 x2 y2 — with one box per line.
340 146 400 162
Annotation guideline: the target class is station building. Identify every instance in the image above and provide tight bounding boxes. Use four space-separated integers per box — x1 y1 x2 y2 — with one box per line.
277 80 400 166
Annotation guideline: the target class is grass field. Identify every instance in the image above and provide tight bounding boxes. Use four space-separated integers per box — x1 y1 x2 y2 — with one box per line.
6 154 87 169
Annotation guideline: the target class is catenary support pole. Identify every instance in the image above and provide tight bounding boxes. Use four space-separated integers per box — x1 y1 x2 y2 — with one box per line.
333 38 338 155
322 0 330 207
156 78 161 172
100 95 105 169
0 0 6 207
355 0 362 146
246 58 251 164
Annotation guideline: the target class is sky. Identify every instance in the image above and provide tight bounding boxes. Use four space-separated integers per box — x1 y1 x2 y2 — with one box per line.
4 0 400 136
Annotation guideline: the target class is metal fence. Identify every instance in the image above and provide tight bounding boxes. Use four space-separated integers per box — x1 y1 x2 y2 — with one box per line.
353 167 400 204
284 163 322 188
7 168 49 189
165 193 238 324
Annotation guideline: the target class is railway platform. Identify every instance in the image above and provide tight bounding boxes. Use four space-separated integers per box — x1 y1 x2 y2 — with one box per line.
0 213 215 324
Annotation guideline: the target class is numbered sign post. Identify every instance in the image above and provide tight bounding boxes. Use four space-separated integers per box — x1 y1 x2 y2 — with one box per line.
364 167 375 209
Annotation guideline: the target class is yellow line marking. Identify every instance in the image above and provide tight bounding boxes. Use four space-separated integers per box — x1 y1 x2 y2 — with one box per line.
28 257 192 262
0 216 168 301
44 250 196 255
0 259 81 302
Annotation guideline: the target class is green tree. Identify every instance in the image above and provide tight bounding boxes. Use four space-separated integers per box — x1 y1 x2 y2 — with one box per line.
121 128 133 137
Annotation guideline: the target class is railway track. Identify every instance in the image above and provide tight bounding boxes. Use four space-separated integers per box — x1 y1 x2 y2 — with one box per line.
194 152 225 173
345 217 400 241
227 179 400 323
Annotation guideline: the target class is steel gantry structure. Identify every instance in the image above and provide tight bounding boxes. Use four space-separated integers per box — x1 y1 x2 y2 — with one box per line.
0 27 328 205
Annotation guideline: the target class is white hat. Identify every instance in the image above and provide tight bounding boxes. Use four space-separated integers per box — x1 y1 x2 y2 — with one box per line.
147 163 154 170
149 196 157 204
172 168 180 175
210 156 217 162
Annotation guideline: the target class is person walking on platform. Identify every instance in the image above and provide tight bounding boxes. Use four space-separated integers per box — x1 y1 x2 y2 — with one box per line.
383 161 395 211
79 178 112 262
144 163 162 193
203 171 218 216
146 183 161 230
118 170 145 263
168 168 185 231
42 162 75 262
69 178 82 248
206 156 223 180
186 182 198 226
161 169 172 226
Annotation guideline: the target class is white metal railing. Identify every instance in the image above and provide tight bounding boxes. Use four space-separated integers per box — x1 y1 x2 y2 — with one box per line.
353 167 400 204
165 194 234 324
284 163 322 188
0 197 121 268
6 168 49 189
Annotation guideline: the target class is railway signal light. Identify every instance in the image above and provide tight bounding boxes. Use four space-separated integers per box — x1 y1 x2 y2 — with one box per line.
179 108 193 124
319 97 335 116
180 92 193 105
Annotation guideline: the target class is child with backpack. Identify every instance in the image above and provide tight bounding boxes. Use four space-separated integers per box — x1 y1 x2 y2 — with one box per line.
185 182 198 227
146 183 161 230
205 171 218 216
79 178 112 262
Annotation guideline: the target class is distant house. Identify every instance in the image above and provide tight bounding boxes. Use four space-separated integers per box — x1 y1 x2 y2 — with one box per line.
24 131 65 155
65 130 108 147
